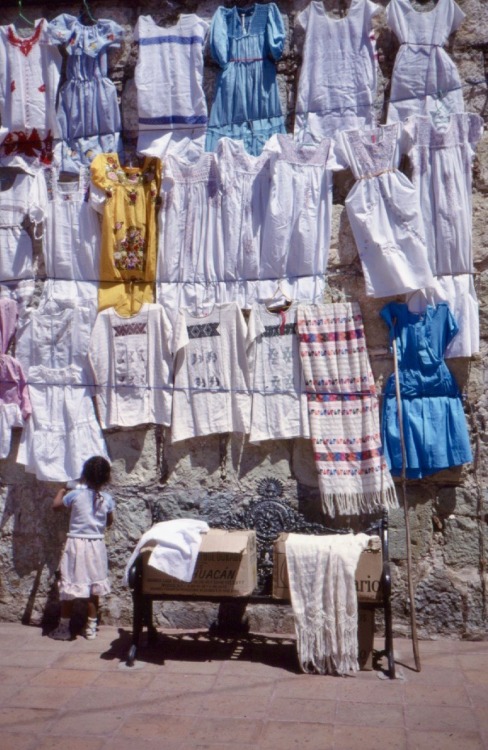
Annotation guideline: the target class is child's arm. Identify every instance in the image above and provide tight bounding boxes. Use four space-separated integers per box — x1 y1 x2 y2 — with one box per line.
106 511 114 529
52 488 68 511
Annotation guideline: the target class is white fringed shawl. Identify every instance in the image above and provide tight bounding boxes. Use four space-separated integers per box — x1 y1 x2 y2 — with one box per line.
285 532 375 675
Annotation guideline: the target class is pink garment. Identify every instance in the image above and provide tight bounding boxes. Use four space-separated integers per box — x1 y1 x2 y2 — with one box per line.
0 298 17 354
0 298 31 458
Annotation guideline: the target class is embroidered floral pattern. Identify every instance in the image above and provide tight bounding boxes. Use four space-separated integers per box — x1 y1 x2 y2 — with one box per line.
7 21 43 57
0 129 53 165
114 226 146 271
10 81 15 92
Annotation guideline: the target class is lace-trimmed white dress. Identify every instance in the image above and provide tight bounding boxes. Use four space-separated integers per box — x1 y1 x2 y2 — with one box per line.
156 151 224 320
294 0 380 142
261 133 344 302
386 0 465 122
336 122 433 298
402 113 484 358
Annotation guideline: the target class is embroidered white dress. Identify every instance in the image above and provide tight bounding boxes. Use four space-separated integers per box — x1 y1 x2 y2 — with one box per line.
402 113 483 358
156 152 224 319
0 170 47 308
88 303 173 429
294 0 380 142
336 123 433 298
246 303 309 442
386 0 465 122
0 20 61 167
261 134 343 302
171 302 251 442
134 14 209 158
41 167 99 309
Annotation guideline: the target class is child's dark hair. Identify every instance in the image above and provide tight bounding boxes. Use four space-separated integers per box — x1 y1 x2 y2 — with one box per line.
81 456 111 490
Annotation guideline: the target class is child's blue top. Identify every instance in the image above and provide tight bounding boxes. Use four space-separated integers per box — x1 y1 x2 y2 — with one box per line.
63 487 115 539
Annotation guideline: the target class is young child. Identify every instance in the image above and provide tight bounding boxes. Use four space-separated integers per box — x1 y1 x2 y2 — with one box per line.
49 455 114 641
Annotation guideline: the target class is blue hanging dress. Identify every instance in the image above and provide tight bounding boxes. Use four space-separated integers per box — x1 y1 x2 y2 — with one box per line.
381 301 472 478
205 3 286 156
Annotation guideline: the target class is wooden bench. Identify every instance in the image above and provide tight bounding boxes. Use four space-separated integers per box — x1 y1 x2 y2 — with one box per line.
127 493 395 678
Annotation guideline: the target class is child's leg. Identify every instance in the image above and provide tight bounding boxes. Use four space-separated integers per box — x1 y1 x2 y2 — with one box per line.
49 598 74 640
87 594 99 620
60 600 73 619
85 594 99 639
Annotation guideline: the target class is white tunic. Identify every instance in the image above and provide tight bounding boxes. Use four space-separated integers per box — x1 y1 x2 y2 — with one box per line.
261 134 343 302
246 303 309 442
402 114 483 275
88 303 173 429
386 0 465 122
171 302 251 442
0 20 61 166
134 14 209 158
337 123 433 298
156 151 224 319
294 0 380 142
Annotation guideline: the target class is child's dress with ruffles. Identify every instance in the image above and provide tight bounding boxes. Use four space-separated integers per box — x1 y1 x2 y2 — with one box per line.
381 301 472 478
205 3 286 156
48 14 124 173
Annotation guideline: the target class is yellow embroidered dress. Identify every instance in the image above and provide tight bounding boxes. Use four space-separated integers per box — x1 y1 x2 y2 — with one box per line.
90 153 161 313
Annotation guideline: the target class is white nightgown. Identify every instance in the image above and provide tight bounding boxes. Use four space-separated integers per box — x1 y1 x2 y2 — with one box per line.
246 302 309 442
88 303 173 429
294 0 380 142
261 134 343 302
171 302 251 442
134 14 209 158
41 167 99 308
216 137 271 291
156 151 224 319
337 122 433 298
386 0 465 123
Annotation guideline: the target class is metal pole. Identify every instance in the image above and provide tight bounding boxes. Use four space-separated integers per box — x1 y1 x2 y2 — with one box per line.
391 322 421 672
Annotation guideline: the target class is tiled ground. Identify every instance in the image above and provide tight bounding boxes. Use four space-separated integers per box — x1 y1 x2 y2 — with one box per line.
0 622 487 749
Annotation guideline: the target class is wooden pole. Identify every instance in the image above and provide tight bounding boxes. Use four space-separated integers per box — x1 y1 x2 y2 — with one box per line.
391 323 421 672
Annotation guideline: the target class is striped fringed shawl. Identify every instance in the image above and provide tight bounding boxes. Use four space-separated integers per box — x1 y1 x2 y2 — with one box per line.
297 302 397 517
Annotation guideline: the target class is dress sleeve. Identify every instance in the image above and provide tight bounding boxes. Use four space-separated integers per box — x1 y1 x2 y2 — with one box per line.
209 8 229 68
47 13 76 45
89 154 109 212
266 3 285 61
62 490 77 508
97 19 125 50
104 492 115 513
450 0 465 33
28 172 48 237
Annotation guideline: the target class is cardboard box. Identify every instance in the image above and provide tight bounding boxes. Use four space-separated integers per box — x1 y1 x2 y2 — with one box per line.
141 529 257 597
272 533 383 603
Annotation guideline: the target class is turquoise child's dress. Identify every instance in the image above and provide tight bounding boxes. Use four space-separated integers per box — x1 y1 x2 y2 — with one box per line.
381 302 472 478
206 3 286 156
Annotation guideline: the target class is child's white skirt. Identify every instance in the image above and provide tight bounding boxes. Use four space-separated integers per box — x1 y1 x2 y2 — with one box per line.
59 537 111 600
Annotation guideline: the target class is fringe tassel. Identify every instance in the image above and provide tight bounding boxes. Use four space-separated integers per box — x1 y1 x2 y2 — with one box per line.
319 484 399 517
296 611 360 675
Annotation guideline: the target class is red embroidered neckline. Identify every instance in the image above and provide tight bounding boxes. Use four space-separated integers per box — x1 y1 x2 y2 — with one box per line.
7 21 43 57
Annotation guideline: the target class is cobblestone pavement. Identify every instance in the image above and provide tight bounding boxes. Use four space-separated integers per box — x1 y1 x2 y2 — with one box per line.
0 622 487 749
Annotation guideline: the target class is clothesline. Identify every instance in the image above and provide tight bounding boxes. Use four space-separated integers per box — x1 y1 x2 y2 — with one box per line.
0 78 484 149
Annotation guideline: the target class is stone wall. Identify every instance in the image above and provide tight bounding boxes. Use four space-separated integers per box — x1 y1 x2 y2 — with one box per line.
0 0 486 639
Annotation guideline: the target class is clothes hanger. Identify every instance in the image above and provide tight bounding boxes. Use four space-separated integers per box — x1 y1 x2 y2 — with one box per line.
266 282 293 313
78 0 97 25
14 0 35 28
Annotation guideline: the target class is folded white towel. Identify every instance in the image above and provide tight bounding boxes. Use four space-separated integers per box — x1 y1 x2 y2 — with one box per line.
123 519 209 585
285 532 375 675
